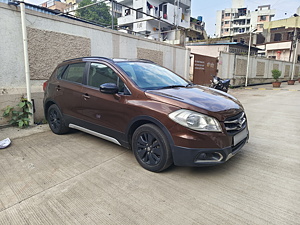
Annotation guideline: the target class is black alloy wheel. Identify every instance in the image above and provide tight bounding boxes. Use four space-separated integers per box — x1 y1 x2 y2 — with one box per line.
47 104 69 134
132 124 172 172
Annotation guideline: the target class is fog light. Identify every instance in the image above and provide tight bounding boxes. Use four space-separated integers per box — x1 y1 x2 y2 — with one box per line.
199 153 207 159
196 152 223 162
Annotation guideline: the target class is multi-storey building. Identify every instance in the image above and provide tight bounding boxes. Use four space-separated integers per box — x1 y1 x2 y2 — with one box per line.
41 0 69 12
116 0 191 42
215 0 275 37
187 16 207 41
40 0 83 15
259 15 300 62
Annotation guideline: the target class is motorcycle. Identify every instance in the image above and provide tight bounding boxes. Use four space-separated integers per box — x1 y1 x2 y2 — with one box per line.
210 75 230 93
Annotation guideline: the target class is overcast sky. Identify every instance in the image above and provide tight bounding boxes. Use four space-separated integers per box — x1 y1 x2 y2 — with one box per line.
25 0 300 36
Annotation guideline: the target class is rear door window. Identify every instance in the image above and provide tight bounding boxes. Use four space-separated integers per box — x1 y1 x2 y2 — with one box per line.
61 63 86 84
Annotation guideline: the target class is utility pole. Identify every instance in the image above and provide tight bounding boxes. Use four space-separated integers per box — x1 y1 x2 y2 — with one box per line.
20 1 34 125
111 0 114 30
291 27 298 80
245 27 257 87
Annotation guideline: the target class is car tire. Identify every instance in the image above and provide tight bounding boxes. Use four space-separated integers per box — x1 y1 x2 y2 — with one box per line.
47 104 69 134
132 124 173 172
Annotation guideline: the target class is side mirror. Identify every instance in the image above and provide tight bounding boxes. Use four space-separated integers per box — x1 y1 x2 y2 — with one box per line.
100 83 119 94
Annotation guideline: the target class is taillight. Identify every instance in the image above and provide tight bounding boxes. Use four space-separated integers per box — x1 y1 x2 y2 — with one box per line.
43 81 48 92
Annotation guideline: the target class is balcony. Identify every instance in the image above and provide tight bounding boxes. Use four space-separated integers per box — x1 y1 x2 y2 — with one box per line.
118 14 135 26
266 41 292 51
162 0 191 7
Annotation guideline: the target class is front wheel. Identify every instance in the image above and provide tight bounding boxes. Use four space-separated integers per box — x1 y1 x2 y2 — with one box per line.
222 86 228 92
47 104 69 134
132 124 173 172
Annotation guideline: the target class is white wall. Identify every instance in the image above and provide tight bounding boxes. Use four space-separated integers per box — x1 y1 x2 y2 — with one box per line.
188 45 227 58
0 3 190 125
218 51 300 86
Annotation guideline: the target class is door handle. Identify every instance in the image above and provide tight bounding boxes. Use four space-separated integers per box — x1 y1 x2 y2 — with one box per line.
82 94 90 100
56 85 61 91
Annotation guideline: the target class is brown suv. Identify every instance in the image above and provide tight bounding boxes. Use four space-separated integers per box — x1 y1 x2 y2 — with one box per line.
43 57 249 172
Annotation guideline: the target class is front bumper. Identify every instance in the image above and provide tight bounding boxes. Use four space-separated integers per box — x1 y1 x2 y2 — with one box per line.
171 133 249 167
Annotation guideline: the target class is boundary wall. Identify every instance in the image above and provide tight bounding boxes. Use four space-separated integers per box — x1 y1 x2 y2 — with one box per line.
218 52 300 86
0 3 190 125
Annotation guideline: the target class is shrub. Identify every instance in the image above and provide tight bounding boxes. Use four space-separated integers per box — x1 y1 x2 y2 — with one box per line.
2 97 32 128
271 69 281 82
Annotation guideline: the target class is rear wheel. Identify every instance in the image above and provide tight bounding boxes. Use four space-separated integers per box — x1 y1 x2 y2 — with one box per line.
132 124 173 172
47 104 69 134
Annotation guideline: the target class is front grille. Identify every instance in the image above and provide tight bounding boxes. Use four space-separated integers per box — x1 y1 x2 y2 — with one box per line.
224 112 247 135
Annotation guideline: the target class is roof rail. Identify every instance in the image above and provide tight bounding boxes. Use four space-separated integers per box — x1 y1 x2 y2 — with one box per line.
138 59 155 63
63 56 113 63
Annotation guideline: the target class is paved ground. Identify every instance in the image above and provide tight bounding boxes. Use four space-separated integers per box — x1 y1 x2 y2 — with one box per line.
0 82 299 225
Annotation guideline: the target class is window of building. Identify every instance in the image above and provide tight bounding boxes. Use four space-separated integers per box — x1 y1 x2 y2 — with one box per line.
225 21 229 24
260 16 266 21
239 28 245 33
136 8 143 19
162 4 167 19
274 33 282 42
125 9 131 16
114 12 122 18
288 32 294 40
225 13 230 17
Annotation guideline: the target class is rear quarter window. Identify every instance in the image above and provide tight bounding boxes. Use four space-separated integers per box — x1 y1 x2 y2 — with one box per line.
56 65 67 78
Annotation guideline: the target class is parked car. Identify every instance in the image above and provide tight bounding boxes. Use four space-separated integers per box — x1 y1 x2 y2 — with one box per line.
43 57 249 172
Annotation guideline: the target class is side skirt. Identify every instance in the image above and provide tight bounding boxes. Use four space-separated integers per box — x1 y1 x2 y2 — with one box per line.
69 124 121 146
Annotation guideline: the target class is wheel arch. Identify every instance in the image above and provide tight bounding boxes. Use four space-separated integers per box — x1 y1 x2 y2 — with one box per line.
44 100 59 119
126 116 174 149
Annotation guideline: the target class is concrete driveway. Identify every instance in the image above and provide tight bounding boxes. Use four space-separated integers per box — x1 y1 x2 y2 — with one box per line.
0 82 299 224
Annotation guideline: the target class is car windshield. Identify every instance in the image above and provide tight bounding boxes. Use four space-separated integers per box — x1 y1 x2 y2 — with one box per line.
116 62 189 90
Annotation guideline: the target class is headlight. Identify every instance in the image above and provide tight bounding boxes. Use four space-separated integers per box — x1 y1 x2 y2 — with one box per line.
213 78 219 84
169 109 222 132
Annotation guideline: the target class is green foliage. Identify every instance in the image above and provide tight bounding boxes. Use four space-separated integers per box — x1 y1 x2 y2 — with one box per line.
75 0 116 27
2 97 32 128
271 69 282 81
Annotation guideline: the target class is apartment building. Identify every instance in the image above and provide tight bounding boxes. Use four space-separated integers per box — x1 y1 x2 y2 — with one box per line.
117 0 191 42
40 0 83 14
187 16 207 41
41 0 69 12
260 15 300 62
215 0 275 37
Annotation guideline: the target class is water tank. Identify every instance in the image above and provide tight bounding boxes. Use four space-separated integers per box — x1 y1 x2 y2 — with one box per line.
197 16 203 22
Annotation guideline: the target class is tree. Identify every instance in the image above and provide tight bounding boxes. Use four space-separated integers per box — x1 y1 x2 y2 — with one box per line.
76 0 116 27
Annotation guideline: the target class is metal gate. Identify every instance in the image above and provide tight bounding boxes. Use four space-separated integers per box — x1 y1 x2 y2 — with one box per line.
192 53 218 85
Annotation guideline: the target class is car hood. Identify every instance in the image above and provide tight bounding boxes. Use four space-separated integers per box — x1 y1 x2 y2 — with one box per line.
145 85 243 120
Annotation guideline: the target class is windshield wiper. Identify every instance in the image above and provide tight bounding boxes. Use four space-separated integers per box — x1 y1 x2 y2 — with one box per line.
160 85 186 89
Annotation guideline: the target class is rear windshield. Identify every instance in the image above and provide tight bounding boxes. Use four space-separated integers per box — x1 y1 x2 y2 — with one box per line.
116 62 188 90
